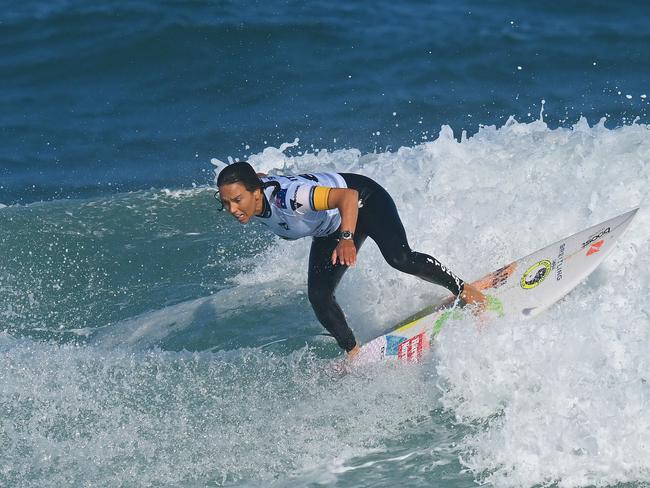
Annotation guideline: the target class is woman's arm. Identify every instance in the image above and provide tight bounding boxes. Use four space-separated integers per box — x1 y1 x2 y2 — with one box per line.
326 188 359 267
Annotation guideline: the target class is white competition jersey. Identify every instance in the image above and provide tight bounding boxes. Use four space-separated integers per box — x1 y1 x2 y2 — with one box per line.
254 172 347 240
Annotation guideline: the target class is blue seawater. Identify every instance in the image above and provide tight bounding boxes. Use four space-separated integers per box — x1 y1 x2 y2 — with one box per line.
3 0 649 204
2 1 650 487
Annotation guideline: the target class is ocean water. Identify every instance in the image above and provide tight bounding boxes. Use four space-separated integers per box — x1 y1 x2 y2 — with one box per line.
2 1 650 487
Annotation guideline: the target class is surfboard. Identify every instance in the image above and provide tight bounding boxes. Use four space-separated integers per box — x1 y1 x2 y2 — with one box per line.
355 207 639 364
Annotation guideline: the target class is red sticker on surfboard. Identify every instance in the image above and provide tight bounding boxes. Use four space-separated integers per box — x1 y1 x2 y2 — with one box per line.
398 332 429 361
586 239 604 256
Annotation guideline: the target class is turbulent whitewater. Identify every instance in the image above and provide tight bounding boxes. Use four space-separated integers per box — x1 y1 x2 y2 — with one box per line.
1 119 650 487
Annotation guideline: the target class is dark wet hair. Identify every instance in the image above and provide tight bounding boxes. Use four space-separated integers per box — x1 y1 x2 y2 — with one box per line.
215 161 280 208
217 161 264 192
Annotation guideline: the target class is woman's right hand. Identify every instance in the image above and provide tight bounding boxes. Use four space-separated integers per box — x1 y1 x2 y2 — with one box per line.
331 239 357 266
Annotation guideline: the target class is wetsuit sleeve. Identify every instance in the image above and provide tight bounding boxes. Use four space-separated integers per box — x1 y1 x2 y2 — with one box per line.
293 185 332 214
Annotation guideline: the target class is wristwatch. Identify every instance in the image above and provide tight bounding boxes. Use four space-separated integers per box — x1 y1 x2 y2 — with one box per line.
338 230 354 240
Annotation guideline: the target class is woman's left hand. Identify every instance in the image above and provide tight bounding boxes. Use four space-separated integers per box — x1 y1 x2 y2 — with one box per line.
331 240 357 266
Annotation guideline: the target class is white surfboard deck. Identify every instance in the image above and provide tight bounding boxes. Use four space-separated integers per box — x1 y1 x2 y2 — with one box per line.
355 207 639 364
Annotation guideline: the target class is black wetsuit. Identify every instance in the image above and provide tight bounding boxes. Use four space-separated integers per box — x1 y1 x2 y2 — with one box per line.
308 173 465 351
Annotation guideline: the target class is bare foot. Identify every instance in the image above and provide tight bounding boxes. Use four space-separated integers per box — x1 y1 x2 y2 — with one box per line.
347 344 361 360
460 284 488 312
329 345 362 376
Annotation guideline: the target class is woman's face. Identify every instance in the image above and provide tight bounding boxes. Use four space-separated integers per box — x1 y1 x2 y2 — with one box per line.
219 182 263 224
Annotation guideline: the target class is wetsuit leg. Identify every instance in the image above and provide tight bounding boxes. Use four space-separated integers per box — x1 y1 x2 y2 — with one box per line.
307 231 367 351
341 173 465 296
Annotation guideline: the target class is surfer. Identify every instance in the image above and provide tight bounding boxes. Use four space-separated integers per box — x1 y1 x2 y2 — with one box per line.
216 162 487 358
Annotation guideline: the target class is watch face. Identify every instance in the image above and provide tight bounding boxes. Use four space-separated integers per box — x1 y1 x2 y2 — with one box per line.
340 231 353 239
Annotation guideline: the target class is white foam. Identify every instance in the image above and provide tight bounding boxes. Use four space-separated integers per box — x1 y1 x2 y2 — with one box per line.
0 337 443 486
214 117 650 485
159 187 209 199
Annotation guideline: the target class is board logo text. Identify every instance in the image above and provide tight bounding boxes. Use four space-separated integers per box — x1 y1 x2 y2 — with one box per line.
556 243 565 281
581 227 610 249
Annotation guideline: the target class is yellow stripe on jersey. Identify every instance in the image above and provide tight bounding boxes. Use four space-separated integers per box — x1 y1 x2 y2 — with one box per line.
311 186 332 211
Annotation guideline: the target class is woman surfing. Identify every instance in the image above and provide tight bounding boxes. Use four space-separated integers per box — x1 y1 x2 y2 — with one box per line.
216 162 486 359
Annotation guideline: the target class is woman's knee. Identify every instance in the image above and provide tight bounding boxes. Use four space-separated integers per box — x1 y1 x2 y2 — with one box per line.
383 247 413 272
